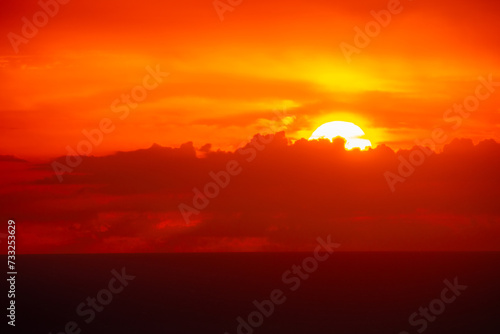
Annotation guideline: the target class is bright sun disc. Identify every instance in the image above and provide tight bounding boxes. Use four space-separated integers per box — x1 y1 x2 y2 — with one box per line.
309 121 372 150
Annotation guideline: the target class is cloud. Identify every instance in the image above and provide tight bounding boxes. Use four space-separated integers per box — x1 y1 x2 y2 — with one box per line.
2 133 500 253
0 155 27 162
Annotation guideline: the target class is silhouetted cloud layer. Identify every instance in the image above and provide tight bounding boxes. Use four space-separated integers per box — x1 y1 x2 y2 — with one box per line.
3 133 500 253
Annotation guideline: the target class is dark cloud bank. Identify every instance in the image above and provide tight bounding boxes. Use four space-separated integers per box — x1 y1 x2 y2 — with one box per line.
3 133 500 253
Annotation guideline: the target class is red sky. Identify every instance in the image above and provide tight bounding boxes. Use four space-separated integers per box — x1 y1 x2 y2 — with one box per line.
1 0 500 159
1 0 499 253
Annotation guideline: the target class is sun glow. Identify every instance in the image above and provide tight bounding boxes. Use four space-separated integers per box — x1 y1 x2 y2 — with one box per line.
309 121 372 150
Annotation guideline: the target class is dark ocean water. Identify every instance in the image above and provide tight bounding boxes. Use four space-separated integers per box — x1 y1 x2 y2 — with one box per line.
3 253 500 334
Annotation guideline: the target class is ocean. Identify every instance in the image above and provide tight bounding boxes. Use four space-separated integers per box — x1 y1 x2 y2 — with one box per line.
4 252 500 334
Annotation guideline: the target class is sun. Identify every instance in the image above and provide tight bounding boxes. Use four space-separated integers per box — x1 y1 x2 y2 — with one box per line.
309 121 372 150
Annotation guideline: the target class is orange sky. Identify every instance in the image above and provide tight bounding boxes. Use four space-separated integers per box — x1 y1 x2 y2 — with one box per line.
1 0 500 160
1 0 500 254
